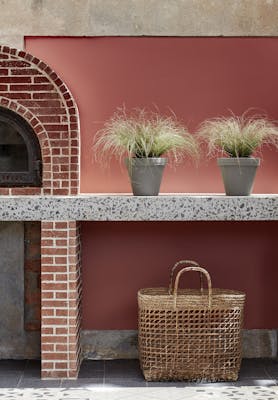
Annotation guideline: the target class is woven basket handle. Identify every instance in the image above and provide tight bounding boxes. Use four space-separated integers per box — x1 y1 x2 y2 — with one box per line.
169 260 203 294
173 266 212 309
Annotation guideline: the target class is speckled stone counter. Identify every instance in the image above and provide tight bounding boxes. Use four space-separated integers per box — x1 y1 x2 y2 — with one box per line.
0 194 277 221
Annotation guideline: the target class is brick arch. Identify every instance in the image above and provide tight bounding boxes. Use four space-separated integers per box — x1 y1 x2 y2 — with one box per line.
0 45 80 195
0 45 83 381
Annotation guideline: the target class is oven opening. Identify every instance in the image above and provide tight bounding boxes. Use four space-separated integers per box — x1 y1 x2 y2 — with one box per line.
0 107 42 187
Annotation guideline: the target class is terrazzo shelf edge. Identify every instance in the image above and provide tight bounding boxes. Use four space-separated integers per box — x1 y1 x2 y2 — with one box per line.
0 194 277 221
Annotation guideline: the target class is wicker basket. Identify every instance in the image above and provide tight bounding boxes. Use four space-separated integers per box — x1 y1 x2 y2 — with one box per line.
138 260 245 382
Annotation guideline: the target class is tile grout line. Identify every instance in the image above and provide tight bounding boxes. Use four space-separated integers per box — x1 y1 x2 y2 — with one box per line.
263 364 278 384
16 360 27 388
264 364 273 380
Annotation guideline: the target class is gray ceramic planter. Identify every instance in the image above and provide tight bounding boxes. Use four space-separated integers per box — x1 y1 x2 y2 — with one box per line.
125 157 167 196
217 157 260 196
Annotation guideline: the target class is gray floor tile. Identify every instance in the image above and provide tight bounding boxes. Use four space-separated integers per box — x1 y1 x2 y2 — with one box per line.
241 359 267 368
61 378 104 388
0 360 26 371
18 378 61 388
264 359 278 379
184 381 237 387
147 381 192 387
25 359 41 369
78 369 103 379
104 359 143 379
0 370 22 378
23 360 41 378
233 379 278 387
104 379 147 387
239 359 268 379
81 360 104 371
0 377 20 387
0 358 277 391
79 361 104 379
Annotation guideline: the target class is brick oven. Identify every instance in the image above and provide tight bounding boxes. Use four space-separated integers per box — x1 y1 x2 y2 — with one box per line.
0 37 278 382
0 45 81 379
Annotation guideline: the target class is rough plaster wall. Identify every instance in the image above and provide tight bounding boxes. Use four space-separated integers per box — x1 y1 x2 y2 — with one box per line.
81 330 278 359
0 222 39 359
0 222 24 357
0 0 277 48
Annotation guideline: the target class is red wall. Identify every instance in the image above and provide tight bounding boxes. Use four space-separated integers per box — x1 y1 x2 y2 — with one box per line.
81 221 278 330
25 37 278 329
26 37 278 194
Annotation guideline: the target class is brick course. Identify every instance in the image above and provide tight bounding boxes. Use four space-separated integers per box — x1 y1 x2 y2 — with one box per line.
41 221 82 379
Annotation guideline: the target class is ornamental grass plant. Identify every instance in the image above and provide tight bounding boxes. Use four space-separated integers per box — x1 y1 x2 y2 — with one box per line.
197 113 278 158
94 107 199 165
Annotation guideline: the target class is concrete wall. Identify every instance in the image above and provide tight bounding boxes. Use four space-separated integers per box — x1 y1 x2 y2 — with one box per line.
0 222 40 359
81 330 278 360
0 0 278 49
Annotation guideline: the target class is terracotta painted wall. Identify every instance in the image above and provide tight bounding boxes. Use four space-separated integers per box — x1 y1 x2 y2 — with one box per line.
81 221 278 330
25 37 278 329
26 37 278 194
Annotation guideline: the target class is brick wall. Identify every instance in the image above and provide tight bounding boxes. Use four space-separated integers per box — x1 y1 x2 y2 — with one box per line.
0 45 79 195
41 221 82 379
0 46 82 379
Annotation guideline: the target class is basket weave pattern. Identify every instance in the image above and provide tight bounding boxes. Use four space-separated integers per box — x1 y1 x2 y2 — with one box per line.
138 261 245 381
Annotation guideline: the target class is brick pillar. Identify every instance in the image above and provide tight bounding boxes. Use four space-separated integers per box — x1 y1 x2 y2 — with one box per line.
41 221 82 379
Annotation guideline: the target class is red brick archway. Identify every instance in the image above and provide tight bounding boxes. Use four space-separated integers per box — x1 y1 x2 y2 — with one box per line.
0 45 79 195
0 45 82 379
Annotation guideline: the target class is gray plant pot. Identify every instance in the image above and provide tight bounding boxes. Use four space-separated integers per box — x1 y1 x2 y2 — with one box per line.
125 158 167 196
217 157 260 196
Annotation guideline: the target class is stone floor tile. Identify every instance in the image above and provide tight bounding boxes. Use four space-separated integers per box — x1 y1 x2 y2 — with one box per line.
81 360 104 371
264 360 278 379
233 379 278 387
104 379 147 387
17 378 61 388
239 358 269 379
0 377 20 388
78 362 104 379
0 370 22 378
0 360 26 371
60 378 104 388
0 359 277 399
104 359 143 379
22 360 41 379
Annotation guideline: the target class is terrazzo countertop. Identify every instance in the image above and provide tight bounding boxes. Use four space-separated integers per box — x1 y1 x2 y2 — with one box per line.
0 194 277 221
